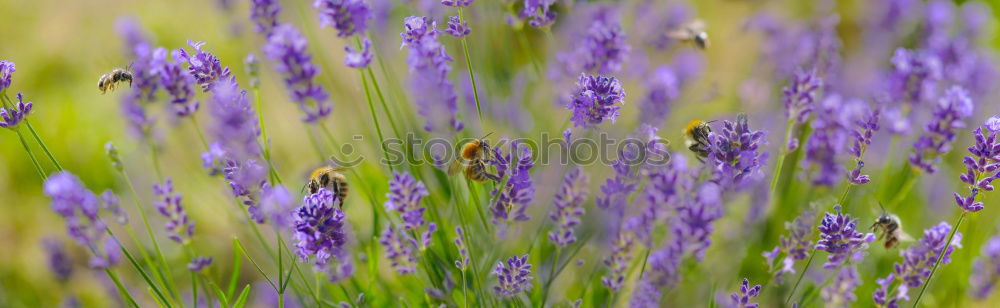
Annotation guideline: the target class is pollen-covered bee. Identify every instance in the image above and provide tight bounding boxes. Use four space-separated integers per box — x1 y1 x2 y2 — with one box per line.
448 133 499 182
306 166 349 207
871 209 913 249
666 19 710 50
683 120 713 161
98 67 134 94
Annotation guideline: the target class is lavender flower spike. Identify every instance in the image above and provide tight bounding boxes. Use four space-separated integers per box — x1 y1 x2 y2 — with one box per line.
344 38 373 69
445 16 470 38
970 236 1000 300
822 265 861 307
549 167 589 247
706 114 768 189
521 0 556 28
177 41 231 92
814 210 875 269
909 86 973 173
188 257 213 273
566 74 626 128
384 172 429 230
441 0 472 7
293 189 353 282
847 107 880 185
153 48 199 117
728 278 761 308
314 0 371 38
0 60 14 92
264 24 332 122
762 209 816 282
44 172 121 269
493 254 533 297
379 224 418 275
782 68 821 124
43 238 73 282
0 93 32 129
872 222 961 307
152 178 194 243
954 116 1000 213
489 141 535 223
250 0 281 35
401 16 463 132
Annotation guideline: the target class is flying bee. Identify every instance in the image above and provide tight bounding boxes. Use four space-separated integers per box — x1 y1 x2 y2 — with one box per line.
306 166 349 207
871 203 913 249
98 66 134 94
666 19 710 49
683 119 714 162
448 133 499 182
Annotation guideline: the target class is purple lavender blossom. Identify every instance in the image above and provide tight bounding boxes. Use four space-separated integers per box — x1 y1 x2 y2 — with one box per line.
453 227 469 270
207 77 262 159
629 278 662 307
177 41 231 92
344 38 373 69
872 222 962 307
566 74 626 128
441 0 472 7
260 185 295 228
293 189 353 282
602 230 635 292
445 16 471 38
153 48 199 117
782 68 821 124
0 60 14 92
847 106 880 184
100 190 127 225
805 96 866 186
763 209 816 282
910 86 973 173
0 93 32 129
706 114 767 189
379 224 418 275
264 24 332 122
401 16 463 132
489 140 535 223
954 116 1000 213
43 238 74 282
637 52 703 127
728 278 761 308
384 172 429 230
115 17 150 58
223 159 268 222
245 53 260 88
560 10 630 75
521 0 556 28
44 172 121 269
822 265 860 307
814 210 875 269
187 257 213 273
250 0 281 35
492 254 533 297
105 142 124 172
887 48 941 107
314 0 371 38
129 44 161 103
596 148 640 215
970 236 1000 300
548 167 589 247
153 178 194 243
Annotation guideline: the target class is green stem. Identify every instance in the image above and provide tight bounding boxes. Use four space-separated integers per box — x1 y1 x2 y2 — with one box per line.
105 268 141 307
365 67 402 139
888 170 918 210
122 169 178 300
107 229 173 307
770 119 795 194
253 86 282 185
785 251 817 305
359 66 393 172
540 248 561 306
148 137 163 181
15 129 46 180
911 212 966 307
24 121 63 170
458 8 484 124
189 115 210 150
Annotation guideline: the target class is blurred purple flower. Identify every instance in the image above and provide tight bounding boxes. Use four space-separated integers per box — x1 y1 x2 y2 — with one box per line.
727 278 761 308
0 60 14 92
558 9 630 75
314 0 371 38
44 172 121 269
153 178 194 243
521 0 556 28
384 172 429 230
187 257 213 273
602 230 636 292
872 222 961 306
100 190 127 225
970 236 1000 300
445 16 470 38
177 41 231 92
153 48 199 117
115 17 150 58
379 224 418 275
805 96 865 186
43 238 74 282
401 16 463 133
223 159 268 222
344 38 373 69
293 189 353 282
489 140 535 224
0 93 32 129
549 167 589 247
441 0 471 7
639 67 680 127
822 265 860 307
763 209 816 282
886 48 941 107
814 210 875 269
566 74 626 128
492 254 533 297
782 68 821 124
260 185 295 228
909 86 973 173
264 24 332 123
453 227 470 270
207 77 261 160
250 0 281 35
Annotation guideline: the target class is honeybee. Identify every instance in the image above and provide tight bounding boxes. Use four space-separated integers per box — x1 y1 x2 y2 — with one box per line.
306 166 349 207
871 206 913 249
666 19 710 49
683 120 713 161
98 67 134 94
448 133 499 182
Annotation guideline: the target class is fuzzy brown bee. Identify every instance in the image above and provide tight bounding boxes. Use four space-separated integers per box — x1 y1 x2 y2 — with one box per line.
683 119 713 161
448 134 499 182
666 20 710 50
98 67 134 94
871 213 913 249
307 166 349 207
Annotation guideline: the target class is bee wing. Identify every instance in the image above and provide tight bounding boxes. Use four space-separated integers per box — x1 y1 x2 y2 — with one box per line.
686 19 706 32
898 230 915 243
665 29 692 40
447 159 464 176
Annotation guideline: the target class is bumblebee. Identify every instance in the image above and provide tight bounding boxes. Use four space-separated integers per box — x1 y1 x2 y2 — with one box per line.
307 166 349 207
871 213 913 249
98 67 134 94
448 133 499 182
683 120 713 161
666 20 710 50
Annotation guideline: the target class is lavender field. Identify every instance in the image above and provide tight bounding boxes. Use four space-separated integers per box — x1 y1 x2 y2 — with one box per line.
2 0 1000 307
